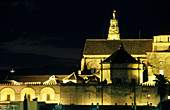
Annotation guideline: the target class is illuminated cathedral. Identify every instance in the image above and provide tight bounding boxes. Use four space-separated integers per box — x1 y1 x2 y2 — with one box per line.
0 10 170 109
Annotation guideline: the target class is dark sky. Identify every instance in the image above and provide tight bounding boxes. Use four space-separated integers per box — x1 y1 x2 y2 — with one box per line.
0 0 170 73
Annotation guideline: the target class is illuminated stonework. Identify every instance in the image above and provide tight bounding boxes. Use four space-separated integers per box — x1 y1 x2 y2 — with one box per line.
107 10 120 40
43 75 58 85
0 83 160 106
62 72 77 83
153 35 170 51
21 88 35 101
1 88 15 101
1 10 170 107
40 87 55 102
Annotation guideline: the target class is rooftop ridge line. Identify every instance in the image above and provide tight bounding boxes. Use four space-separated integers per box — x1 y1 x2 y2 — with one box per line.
86 39 153 41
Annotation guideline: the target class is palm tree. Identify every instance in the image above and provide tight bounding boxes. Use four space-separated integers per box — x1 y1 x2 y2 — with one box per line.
154 74 169 110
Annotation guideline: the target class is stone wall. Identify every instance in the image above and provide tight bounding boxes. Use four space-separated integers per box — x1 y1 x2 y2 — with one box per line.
59 84 160 106
0 84 160 106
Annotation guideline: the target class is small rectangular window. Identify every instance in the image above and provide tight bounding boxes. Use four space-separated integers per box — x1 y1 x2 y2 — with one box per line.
88 94 91 99
168 96 170 99
159 70 164 75
168 37 169 42
47 94 50 101
27 94 31 101
7 94 10 101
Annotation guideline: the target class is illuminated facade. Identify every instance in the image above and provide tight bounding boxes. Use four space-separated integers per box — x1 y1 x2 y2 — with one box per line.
80 10 170 85
107 10 120 40
1 10 170 107
0 80 160 106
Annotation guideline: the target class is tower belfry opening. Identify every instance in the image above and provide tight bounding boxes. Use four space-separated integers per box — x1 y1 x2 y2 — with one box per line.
107 10 120 40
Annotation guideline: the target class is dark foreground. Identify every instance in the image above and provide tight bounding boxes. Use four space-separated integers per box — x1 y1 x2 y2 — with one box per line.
39 104 157 110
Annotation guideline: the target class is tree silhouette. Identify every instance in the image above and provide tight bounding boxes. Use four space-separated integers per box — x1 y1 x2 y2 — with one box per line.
154 74 168 102
154 74 169 110
24 94 28 110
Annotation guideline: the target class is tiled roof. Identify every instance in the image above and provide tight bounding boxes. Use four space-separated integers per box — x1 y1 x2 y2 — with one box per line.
6 74 84 83
63 72 77 80
83 39 153 55
86 75 100 83
8 75 67 82
103 44 138 63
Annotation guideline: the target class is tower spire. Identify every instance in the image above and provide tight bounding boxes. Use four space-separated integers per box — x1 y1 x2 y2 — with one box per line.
107 9 120 40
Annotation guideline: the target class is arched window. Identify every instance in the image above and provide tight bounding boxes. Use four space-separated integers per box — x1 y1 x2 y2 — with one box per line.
40 87 55 102
1 88 15 101
21 88 35 101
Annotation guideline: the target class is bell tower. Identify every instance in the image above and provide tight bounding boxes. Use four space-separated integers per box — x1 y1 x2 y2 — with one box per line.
107 10 120 40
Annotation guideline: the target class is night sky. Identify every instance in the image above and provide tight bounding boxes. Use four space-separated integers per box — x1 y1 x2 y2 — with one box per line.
0 0 170 74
